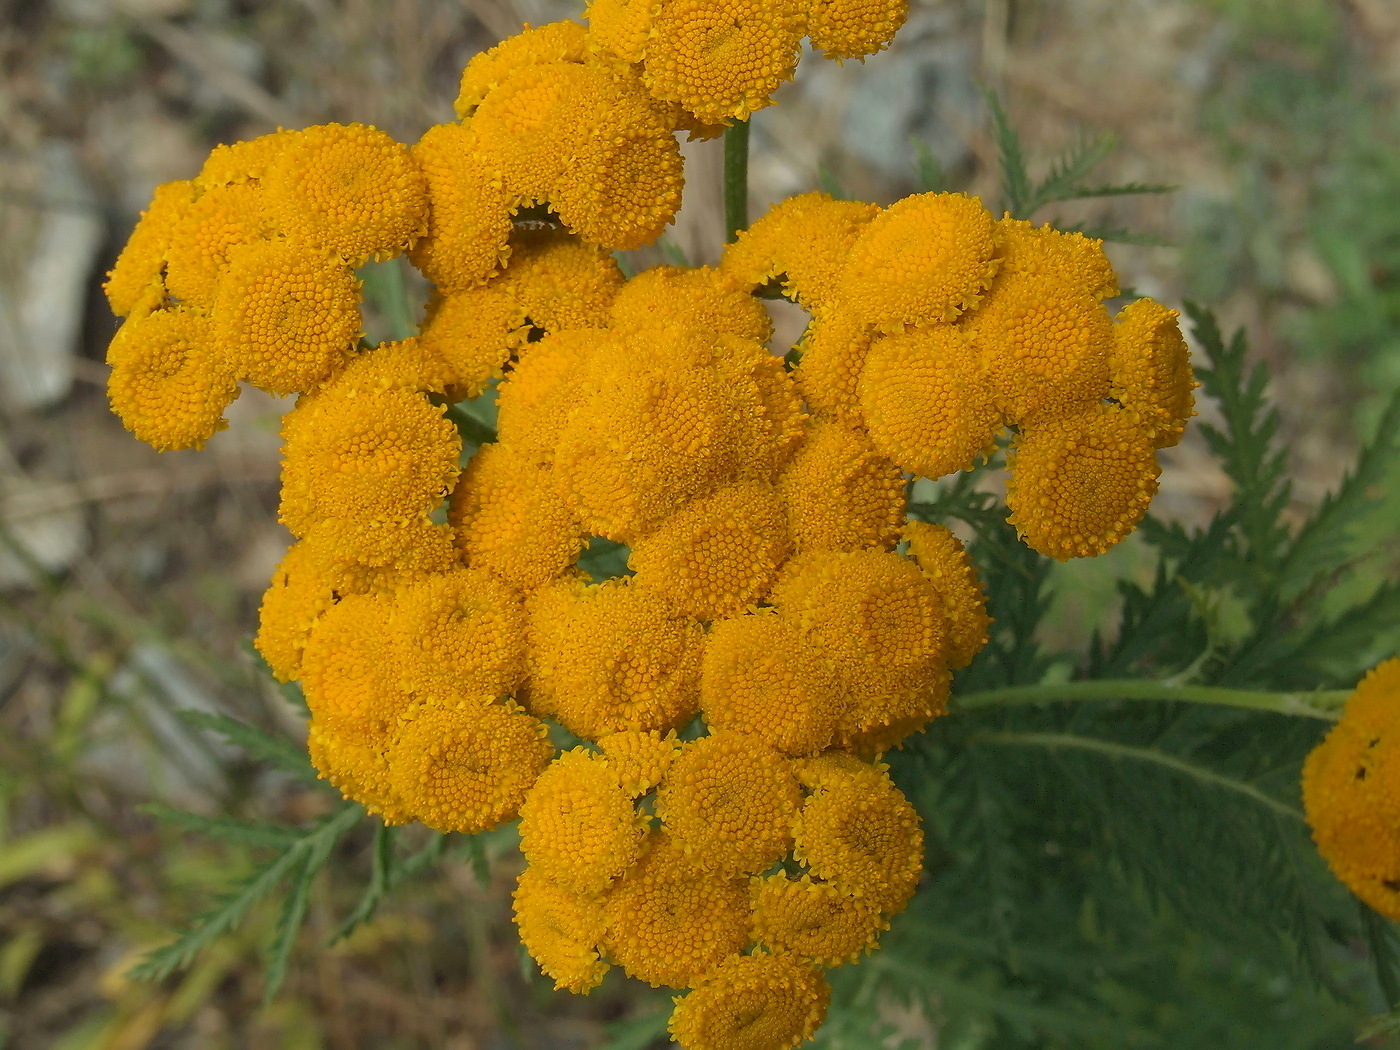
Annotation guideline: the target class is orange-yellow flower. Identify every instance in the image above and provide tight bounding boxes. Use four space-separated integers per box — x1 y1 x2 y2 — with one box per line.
213 239 361 395
805 0 909 60
1005 405 1160 560
388 696 553 833
262 123 429 264
655 730 802 875
901 521 991 671
777 420 904 554
455 21 590 116
750 874 888 966
858 325 1002 480
106 307 239 452
793 311 874 427
494 329 609 468
520 747 647 895
255 541 336 683
601 833 751 989
526 578 704 737
299 515 460 596
194 130 297 190
668 952 830 1050
513 866 610 993
104 180 195 317
994 215 1119 300
1110 298 1196 449
164 182 277 308
300 592 412 746
598 729 680 796
307 719 410 824
610 265 772 344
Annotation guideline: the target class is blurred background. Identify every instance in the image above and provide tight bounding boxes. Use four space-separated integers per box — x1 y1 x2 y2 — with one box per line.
1 0 1399 1046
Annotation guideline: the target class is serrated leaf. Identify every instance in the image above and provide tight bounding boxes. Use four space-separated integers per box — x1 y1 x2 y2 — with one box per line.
176 710 318 782
1025 135 1115 212
983 89 1032 218
141 803 300 850
262 816 342 1003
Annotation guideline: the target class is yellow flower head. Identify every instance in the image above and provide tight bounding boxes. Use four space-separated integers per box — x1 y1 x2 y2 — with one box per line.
1303 658 1400 920
721 191 880 314
279 386 459 539
554 344 742 540
212 239 360 395
455 20 590 116
610 265 773 344
901 521 991 671
963 271 1113 426
106 307 239 452
527 579 705 737
641 0 805 124
777 420 904 554
408 121 514 292
104 180 195 317
804 0 909 60
792 763 923 914
586 0 656 63
300 593 412 745
792 311 873 427
840 192 999 331
857 325 1002 480
1110 298 1196 448
299 515 460 596
598 729 680 796
418 284 530 399
750 874 888 966
164 182 277 308
602 833 751 989
195 130 297 190
255 541 336 683
1005 405 1160 560
318 337 458 399
726 337 808 482
449 443 588 594
520 747 647 895
389 568 528 699
388 696 553 833
629 481 792 620
308 719 410 824
667 952 830 1050
994 216 1119 300
700 610 844 757
495 329 609 467
504 226 626 333
513 866 610 994
262 123 429 264
655 730 802 876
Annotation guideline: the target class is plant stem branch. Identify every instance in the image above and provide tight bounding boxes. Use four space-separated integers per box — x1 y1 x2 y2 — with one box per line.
723 121 750 242
952 680 1349 721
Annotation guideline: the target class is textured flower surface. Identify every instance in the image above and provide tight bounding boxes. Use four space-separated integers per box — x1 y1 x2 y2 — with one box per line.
668 952 830 1050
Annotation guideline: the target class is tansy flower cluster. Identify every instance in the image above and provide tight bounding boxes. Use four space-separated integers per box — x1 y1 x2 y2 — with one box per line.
1303 658 1400 921
102 5 1195 1047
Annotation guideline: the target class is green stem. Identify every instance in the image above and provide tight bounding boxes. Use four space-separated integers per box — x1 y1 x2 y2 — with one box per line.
969 730 1305 821
952 680 1349 721
723 120 751 242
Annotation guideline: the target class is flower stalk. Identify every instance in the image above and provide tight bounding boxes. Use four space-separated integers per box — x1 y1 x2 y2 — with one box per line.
952 679 1350 720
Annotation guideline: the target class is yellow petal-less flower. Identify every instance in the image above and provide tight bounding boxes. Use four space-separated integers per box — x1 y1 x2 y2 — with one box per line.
299 515 460 596
526 579 704 737
641 0 805 125
792 311 872 427
598 729 680 796
839 192 999 332
963 270 1114 426
667 952 830 1050
255 541 336 683
520 747 647 895
262 123 429 264
449 443 587 594
504 227 625 333
513 866 611 993
318 337 458 399
195 130 297 190
307 719 411 824
601 833 751 989
700 611 844 756
300 593 413 751
1005 405 1160 560
655 730 802 875
106 307 239 452
388 695 553 833
994 215 1119 300
164 182 277 308
104 179 195 317
417 284 530 398
610 265 773 344
1303 659 1400 921
777 420 904 554
495 329 609 467
389 568 528 699
792 762 923 914
1110 298 1196 449
900 521 991 671
726 337 808 483
629 481 791 620
455 20 590 117
586 0 657 63
213 239 361 395
804 0 909 60
750 874 888 966
857 325 1003 480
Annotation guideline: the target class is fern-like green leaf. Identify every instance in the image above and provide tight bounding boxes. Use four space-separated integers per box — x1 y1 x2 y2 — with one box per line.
262 814 343 1003
177 709 319 783
1024 135 1115 211
911 138 946 193
141 802 300 850
983 90 1033 218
